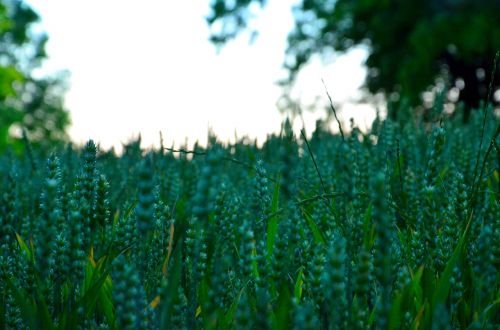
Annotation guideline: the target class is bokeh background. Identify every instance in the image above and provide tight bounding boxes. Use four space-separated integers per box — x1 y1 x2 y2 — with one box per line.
1 0 499 152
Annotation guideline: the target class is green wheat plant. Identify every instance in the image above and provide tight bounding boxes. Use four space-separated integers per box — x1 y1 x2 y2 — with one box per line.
0 96 499 329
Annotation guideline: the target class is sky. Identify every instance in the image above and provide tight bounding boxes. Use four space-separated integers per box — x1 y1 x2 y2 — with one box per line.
26 0 373 151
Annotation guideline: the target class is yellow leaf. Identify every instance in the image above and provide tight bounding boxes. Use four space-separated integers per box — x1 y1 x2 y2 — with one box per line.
88 245 96 267
196 305 202 317
150 295 161 309
162 221 175 276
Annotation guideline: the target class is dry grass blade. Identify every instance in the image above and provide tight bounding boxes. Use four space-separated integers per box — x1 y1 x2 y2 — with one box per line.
322 78 345 142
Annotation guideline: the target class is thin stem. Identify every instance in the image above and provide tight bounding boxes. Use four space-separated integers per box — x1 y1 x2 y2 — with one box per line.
471 52 499 194
163 147 277 183
322 79 345 142
301 129 327 194
469 124 500 209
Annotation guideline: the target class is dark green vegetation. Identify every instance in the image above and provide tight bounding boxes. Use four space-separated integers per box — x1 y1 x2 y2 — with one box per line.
0 101 499 329
207 0 500 115
0 0 69 152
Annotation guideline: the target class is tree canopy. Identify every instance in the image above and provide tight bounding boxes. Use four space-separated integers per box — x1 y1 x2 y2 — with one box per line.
0 0 69 152
207 0 500 117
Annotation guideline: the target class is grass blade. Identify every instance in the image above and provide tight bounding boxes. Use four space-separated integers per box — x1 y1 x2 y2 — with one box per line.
266 179 280 258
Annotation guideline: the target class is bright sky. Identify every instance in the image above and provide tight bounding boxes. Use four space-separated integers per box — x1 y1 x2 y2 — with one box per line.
26 0 373 151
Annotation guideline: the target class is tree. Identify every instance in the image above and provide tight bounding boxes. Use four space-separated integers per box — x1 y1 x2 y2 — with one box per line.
206 0 500 119
0 0 69 152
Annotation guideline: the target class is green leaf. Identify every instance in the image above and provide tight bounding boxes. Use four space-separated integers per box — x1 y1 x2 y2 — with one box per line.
15 232 33 262
294 267 304 303
34 288 55 330
251 246 259 278
273 284 292 330
431 217 471 308
5 276 36 329
367 296 379 327
6 274 55 329
78 254 115 320
388 289 403 329
389 266 423 329
482 296 500 324
302 210 325 244
0 66 23 98
96 272 114 326
266 179 280 258
410 266 425 311
223 283 246 327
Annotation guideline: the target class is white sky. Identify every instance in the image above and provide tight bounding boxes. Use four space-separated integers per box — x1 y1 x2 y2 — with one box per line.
26 0 372 151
